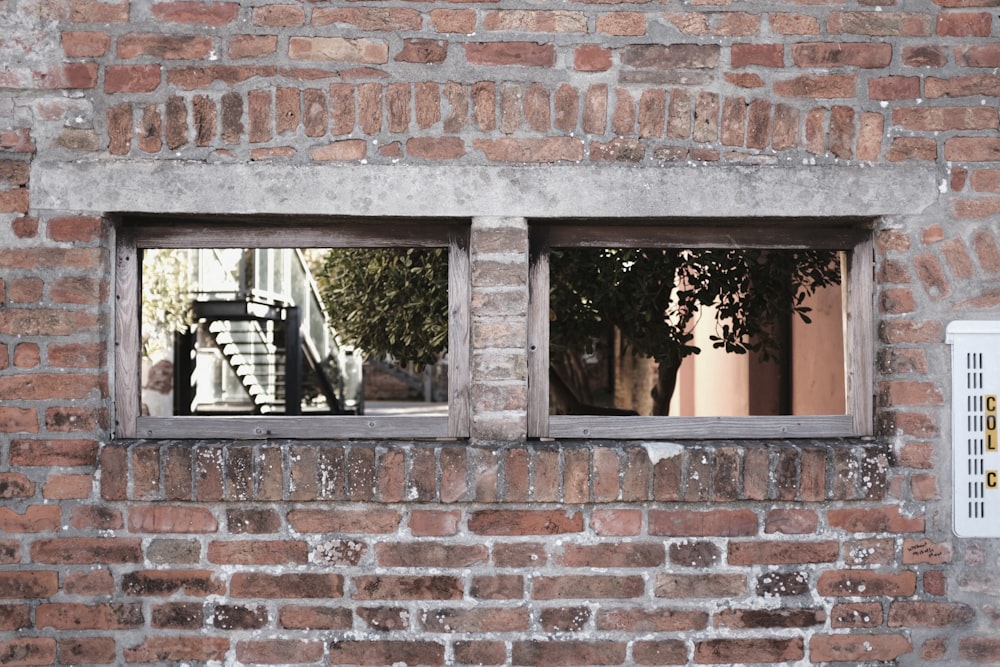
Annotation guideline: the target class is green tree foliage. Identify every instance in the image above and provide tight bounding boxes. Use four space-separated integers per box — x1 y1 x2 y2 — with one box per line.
316 245 840 413
317 247 449 369
141 248 193 361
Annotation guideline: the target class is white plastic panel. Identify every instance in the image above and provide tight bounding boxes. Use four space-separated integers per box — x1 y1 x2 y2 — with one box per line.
947 321 1000 537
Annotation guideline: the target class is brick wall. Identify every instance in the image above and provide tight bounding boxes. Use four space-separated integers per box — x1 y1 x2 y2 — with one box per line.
2 0 1000 665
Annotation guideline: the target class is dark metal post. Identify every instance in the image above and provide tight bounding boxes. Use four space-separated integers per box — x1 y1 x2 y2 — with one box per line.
284 307 302 415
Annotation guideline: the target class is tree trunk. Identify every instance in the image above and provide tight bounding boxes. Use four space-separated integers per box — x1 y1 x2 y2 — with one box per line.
650 355 681 416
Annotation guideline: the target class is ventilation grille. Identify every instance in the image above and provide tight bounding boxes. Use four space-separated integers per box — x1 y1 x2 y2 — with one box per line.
948 322 1000 537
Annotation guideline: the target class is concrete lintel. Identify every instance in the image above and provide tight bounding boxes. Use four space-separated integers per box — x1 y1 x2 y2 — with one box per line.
31 160 939 219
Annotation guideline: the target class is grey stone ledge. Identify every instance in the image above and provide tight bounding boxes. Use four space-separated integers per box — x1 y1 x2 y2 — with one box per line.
31 159 939 220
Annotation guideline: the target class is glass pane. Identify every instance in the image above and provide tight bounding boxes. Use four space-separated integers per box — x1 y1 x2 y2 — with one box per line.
140 246 448 419
547 247 845 417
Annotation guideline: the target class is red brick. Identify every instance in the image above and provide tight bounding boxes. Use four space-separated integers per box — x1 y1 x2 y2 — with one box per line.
482 10 587 32
0 542 19 564
832 601 882 628
728 540 838 565
376 542 487 568
50 277 104 305
247 89 272 143
230 34 277 59
431 9 476 33
208 540 308 565
406 510 459 537
62 31 111 57
887 137 937 162
59 637 116 664
168 66 277 90
0 473 34 499
904 45 948 67
454 641 506 666
715 608 825 629
654 574 746 598
870 76 921 100
591 509 641 536
43 474 94 499
70 506 123 530
946 137 1000 162
961 637 1000 662
423 607 530 633
253 4 305 26
774 74 855 98
817 570 918 597
118 34 212 59
121 570 222 597
493 542 546 568
330 641 444 666
464 42 556 67
10 439 99 466
232 573 343 599
278 605 352 630
598 608 708 632
0 571 58 598
354 575 462 601
105 64 161 93
955 198 1000 219
151 2 239 26
236 640 324 664
0 189 28 213
11 216 38 238
8 278 42 303
792 42 891 68
39 603 140 632
810 633 912 662
575 44 612 72
649 509 757 536
596 12 646 36
0 638 55 666
533 575 644 599
469 510 583 535
30 538 141 564
829 11 932 36
0 407 37 433
397 38 448 65
880 380 944 407
512 640 625 667
557 543 664 568
127 506 218 533
694 638 804 664
927 74 1000 99
309 139 368 161
471 574 523 600
937 11 992 35
316 7 419 30
888 601 974 627
125 636 229 663
897 107 998 132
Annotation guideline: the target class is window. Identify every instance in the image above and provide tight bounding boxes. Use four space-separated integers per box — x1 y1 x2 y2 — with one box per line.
115 216 470 439
527 219 874 439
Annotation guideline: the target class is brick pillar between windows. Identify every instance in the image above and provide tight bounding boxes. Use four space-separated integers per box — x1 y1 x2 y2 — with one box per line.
470 216 529 442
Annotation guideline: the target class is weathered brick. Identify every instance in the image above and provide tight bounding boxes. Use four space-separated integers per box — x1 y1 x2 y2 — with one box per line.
694 638 804 664
649 509 757 536
810 633 912 662
121 570 224 597
231 573 343 599
533 575 644 599
817 570 918 597
464 42 556 67
353 575 462 601
469 510 583 535
512 640 625 667
151 2 239 26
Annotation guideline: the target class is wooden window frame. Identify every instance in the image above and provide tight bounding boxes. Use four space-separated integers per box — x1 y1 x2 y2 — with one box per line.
527 219 875 440
115 216 471 440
